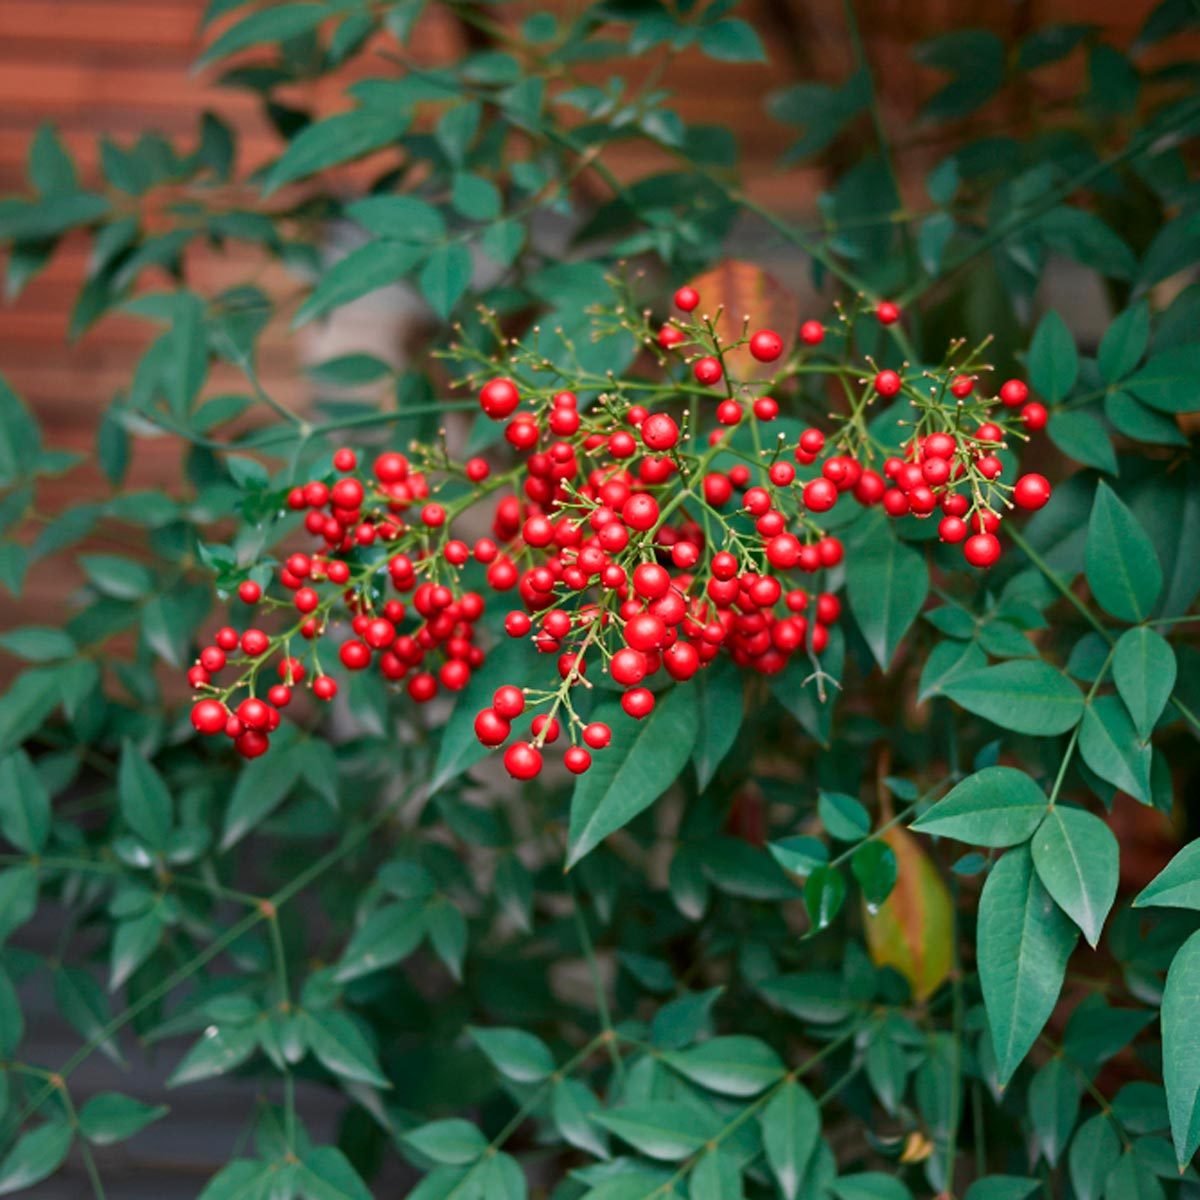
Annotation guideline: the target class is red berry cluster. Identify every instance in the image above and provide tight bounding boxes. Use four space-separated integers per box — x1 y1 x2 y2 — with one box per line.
866 373 1051 568
189 286 1051 775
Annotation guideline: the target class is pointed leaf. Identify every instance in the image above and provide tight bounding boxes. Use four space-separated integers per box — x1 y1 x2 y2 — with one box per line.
1031 806 1118 946
1112 627 1175 740
1162 929 1200 1167
942 660 1083 736
1085 483 1163 623
760 1079 820 1200
912 767 1047 847
567 685 698 867
977 846 1078 1086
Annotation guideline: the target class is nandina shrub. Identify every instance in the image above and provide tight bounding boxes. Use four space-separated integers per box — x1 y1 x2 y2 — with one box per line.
0 3 1199 1199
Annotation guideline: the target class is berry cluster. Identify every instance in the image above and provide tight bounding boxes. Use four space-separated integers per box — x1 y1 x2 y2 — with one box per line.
189 287 1051 776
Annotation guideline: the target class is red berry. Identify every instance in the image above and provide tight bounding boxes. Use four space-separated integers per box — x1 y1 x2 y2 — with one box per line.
583 722 611 749
1000 379 1029 408
333 448 357 472
717 399 742 426
564 746 592 774
313 675 337 700
191 699 227 735
199 646 226 673
494 685 525 719
693 357 723 386
340 640 371 670
503 742 542 780
621 687 655 719
632 562 670 600
950 375 974 398
641 413 679 451
803 478 838 513
753 396 778 421
674 286 700 312
480 378 520 420
236 730 270 759
938 516 968 544
658 325 685 350
964 532 1002 568
474 708 511 747
875 370 902 398
331 477 363 510
1021 402 1048 431
749 330 783 363
1013 473 1051 510
238 580 261 605
800 320 824 346
611 648 647 686
876 300 900 325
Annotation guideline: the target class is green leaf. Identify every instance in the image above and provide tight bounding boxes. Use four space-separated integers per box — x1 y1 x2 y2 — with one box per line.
1104 391 1187 447
551 1079 609 1159
78 1092 168 1145
403 1119 487 1166
419 243 472 319
347 195 446 244
80 553 154 599
851 841 897 910
689 1149 742 1200
305 1010 389 1088
0 192 110 242
0 1122 72 1195
1134 839 1200 910
804 866 846 932
1085 482 1163 622
197 3 332 68
1027 1057 1080 1166
29 124 79 193
699 17 766 61
567 685 698 867
662 1036 784 1097
1028 310 1079 402
595 1102 719 1161
298 1146 374 1200
1068 1114 1122 1200
196 1160 273 1200
942 660 1084 736
220 740 305 849
918 639 986 702
469 1026 555 1083
1047 410 1116 475
0 750 51 853
425 901 466 981
0 626 76 662
818 791 870 842
845 510 929 669
0 865 36 943
912 767 1047 847
1078 696 1152 803
692 656 742 791
1124 346 1200 413
916 30 1005 120
168 1021 258 1087
265 109 410 194
1162 930 1200 1168
451 172 501 221
831 1176 913 1200
54 966 125 1067
1098 302 1150 383
962 1180 1039 1200
1031 806 1118 947
760 1082 820 1197
333 902 425 983
110 908 164 991
117 740 172 849
293 240 423 327
1113 627 1176 740
0 965 22 1057
977 845 1078 1086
